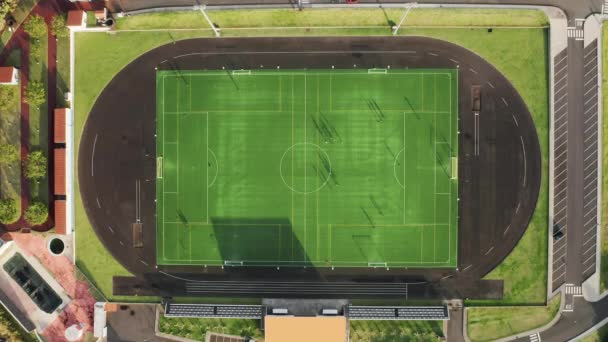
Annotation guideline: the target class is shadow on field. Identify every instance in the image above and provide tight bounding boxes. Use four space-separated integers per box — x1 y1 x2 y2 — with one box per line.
210 217 312 266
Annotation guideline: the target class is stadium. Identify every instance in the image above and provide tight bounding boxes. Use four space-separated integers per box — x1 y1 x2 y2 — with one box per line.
78 36 541 299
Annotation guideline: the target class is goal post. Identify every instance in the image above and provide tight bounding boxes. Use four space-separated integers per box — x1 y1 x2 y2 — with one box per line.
157 157 163 179
232 70 252 75
224 260 244 266
451 157 458 180
368 68 388 74
368 262 388 268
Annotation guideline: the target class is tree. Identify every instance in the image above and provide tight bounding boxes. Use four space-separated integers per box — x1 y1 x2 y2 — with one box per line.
23 15 46 39
24 150 46 180
25 201 47 225
0 144 18 164
51 14 69 38
0 85 17 112
0 198 16 223
0 0 17 20
25 80 45 107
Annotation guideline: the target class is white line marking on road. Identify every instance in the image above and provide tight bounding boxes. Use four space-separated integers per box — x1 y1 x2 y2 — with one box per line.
582 263 596 274
484 246 494 255
468 68 477 74
501 97 508 106
503 225 511 236
463 264 473 271
108 226 114 234
486 81 495 89
96 197 101 208
140 259 149 266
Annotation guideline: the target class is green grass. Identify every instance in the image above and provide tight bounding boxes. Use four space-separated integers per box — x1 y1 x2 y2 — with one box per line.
601 24 608 292
116 8 548 30
27 31 48 206
74 13 547 301
350 320 444 342
467 296 560 342
157 69 458 267
56 35 70 108
581 322 608 342
158 316 263 341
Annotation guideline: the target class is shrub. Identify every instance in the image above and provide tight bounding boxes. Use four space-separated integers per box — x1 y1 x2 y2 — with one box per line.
25 201 47 225
0 0 17 20
29 37 42 61
0 85 18 112
0 144 18 164
51 15 69 38
0 198 17 223
24 150 46 180
25 80 45 107
23 15 46 39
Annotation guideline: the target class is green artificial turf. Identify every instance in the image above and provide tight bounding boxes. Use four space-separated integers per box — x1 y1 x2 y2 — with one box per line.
156 69 458 267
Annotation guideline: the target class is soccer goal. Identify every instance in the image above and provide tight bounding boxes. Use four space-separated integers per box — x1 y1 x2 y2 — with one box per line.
451 157 458 180
224 260 244 266
368 262 388 268
157 157 163 179
232 70 252 75
368 68 388 74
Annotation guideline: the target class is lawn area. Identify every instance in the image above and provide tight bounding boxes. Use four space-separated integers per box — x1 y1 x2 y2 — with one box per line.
27 28 48 207
0 84 21 224
467 296 560 342
75 11 548 302
0 50 22 224
158 316 263 341
581 322 608 342
601 24 608 292
56 35 69 107
350 320 444 342
116 8 548 30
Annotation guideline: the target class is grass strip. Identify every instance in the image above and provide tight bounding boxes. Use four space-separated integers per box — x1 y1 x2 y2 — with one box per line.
467 295 560 342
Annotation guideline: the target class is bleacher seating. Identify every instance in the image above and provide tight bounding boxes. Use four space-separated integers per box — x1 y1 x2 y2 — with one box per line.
164 303 264 319
347 305 449 320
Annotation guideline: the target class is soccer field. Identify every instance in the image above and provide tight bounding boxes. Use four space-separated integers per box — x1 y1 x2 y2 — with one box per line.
156 68 459 268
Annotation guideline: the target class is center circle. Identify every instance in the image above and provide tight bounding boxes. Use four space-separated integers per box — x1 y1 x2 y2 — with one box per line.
279 143 332 194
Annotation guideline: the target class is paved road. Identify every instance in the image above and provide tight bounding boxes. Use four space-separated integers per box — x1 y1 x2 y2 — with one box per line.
512 294 608 342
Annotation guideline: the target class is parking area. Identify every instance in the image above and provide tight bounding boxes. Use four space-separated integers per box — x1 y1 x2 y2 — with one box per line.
552 47 569 292
580 39 599 282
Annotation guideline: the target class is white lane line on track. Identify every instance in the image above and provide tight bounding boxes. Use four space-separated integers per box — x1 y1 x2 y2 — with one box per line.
484 246 494 256
108 226 114 234
520 136 527 187
91 134 98 177
96 197 101 208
